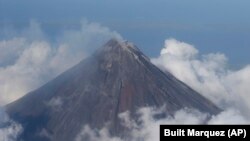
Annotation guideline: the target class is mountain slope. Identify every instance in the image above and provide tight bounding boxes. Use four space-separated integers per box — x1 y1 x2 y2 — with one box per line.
6 39 220 141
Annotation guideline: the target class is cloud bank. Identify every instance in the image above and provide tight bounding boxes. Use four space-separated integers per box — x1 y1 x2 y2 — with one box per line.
75 107 250 141
152 38 250 119
0 20 122 105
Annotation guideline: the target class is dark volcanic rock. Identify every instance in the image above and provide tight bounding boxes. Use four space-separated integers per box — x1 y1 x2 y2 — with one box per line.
6 39 220 141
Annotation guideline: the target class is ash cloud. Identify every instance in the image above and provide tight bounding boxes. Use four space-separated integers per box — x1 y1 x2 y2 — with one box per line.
0 20 122 105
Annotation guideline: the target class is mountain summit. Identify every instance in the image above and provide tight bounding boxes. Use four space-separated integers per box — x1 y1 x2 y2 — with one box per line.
6 39 220 141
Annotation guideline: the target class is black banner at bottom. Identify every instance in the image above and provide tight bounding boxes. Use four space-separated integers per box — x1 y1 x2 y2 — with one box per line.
160 125 250 141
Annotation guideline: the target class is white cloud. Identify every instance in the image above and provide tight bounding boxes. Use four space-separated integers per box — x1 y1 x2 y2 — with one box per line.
75 107 250 141
208 108 249 124
123 107 249 141
160 39 198 59
0 108 23 141
224 66 250 112
46 97 63 112
151 38 250 115
75 125 123 141
0 121 22 141
0 20 122 105
0 38 26 67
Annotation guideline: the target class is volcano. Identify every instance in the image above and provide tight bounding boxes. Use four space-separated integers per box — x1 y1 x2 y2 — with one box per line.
6 39 220 141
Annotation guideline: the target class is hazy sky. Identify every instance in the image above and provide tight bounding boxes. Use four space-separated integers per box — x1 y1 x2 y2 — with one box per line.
1 0 250 67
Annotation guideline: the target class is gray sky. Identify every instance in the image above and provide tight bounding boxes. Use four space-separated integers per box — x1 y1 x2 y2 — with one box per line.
1 0 250 67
